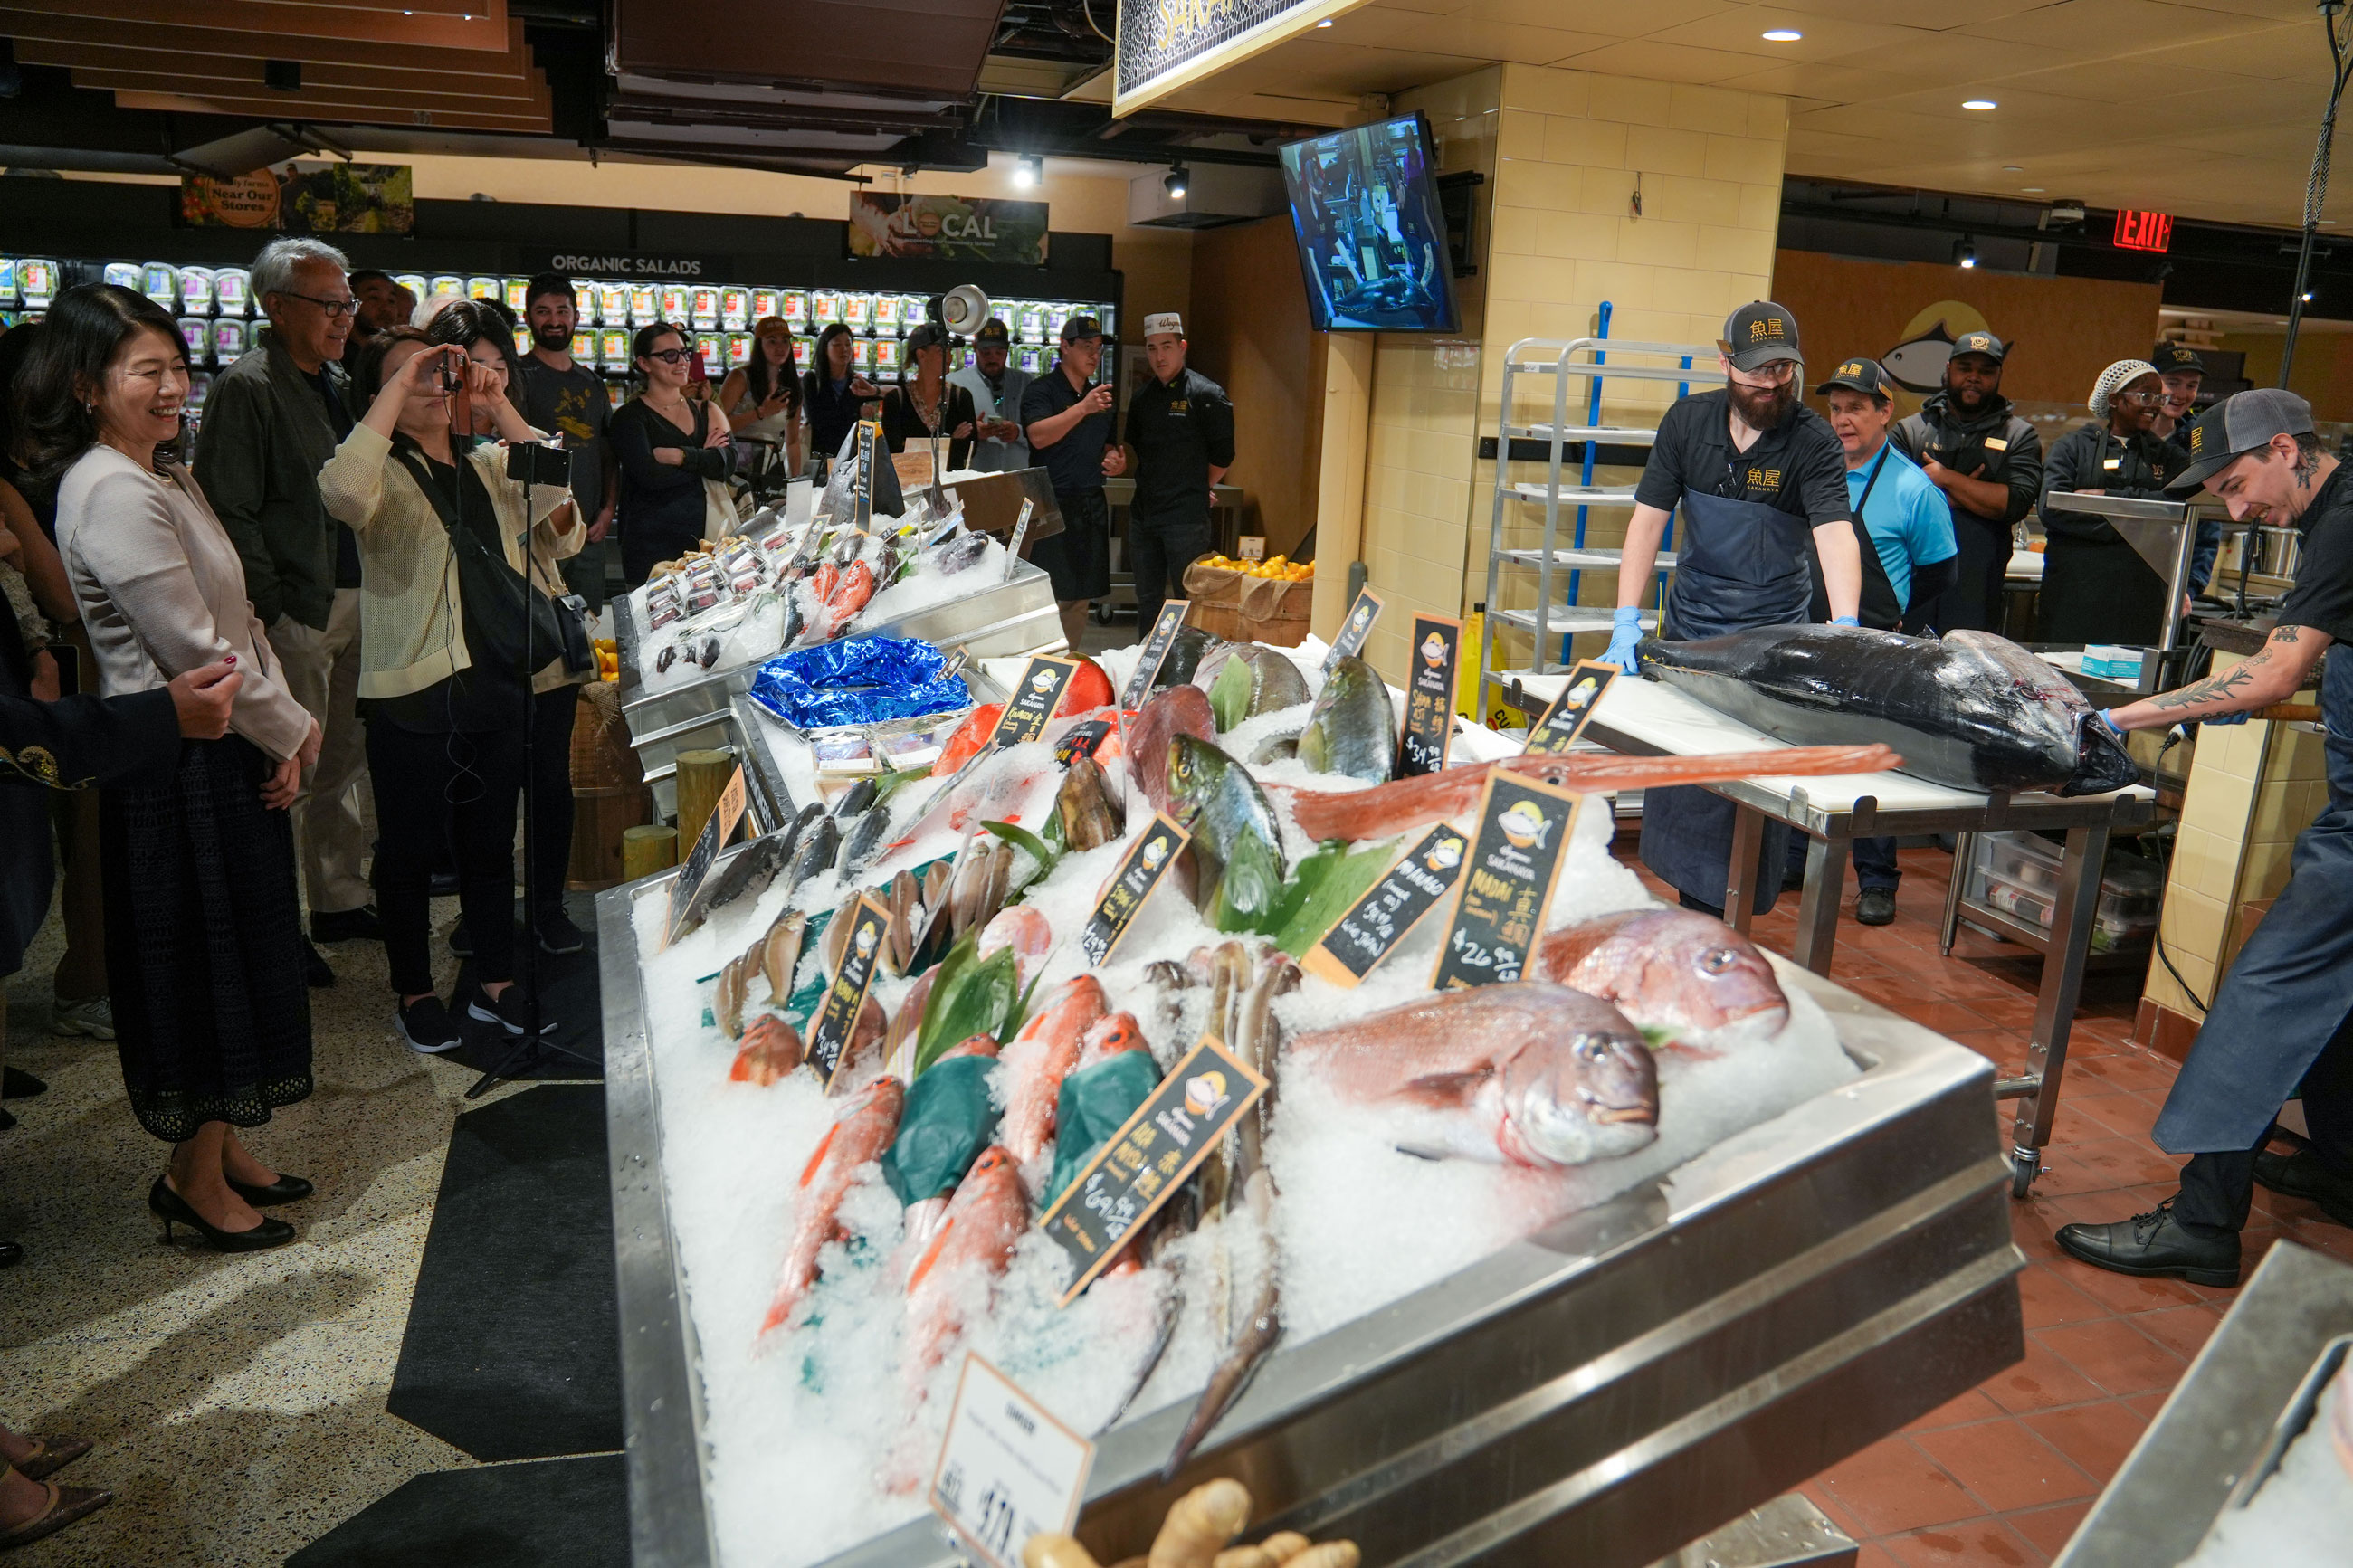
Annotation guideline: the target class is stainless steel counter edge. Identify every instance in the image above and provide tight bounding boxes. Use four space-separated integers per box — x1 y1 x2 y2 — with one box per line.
601 880 720 1568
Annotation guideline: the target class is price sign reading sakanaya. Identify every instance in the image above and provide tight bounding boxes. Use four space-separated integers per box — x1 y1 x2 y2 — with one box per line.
1322 585 1385 675
1303 823 1469 987
853 420 880 532
1521 660 1621 756
1078 813 1190 965
1003 499 1035 582
1396 613 1462 779
928 1353 1095 1568
805 892 891 1089
662 764 747 948
991 655 1081 747
1429 773 1584 991
1122 599 1192 708
1038 1034 1266 1305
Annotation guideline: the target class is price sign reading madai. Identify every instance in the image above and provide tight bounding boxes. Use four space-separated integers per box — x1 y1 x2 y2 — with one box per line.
928 1352 1094 1568
1429 772 1584 991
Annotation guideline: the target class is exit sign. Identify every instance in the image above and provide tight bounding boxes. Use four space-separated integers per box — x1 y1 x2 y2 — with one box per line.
2114 210 2174 252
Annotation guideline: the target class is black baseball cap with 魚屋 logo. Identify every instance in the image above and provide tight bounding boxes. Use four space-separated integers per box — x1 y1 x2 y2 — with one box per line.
1815 356 1893 400
2167 387 2314 493
2152 343 2206 377
1951 330 2006 365
1720 300 1803 372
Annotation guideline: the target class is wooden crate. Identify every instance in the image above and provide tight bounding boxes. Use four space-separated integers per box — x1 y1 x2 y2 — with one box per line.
568 784 653 890
1182 563 1311 647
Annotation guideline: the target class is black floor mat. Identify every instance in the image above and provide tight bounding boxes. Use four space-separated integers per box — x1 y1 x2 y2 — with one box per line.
386 1083 622 1459
285 1454 625 1568
448 892 605 1080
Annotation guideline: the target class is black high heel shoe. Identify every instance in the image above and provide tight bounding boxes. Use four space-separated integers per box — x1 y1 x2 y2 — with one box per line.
148 1177 295 1252
226 1173 314 1205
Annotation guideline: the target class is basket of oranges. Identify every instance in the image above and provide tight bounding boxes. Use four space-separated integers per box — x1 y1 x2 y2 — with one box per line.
1183 553 1316 647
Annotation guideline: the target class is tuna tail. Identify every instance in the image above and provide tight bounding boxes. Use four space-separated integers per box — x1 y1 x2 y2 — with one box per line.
2062 716 2140 796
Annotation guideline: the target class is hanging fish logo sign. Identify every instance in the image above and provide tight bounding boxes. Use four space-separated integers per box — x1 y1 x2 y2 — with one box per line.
1142 837 1169 868
1425 833 1465 871
1499 800 1553 851
1031 669 1060 692
1881 301 1997 394
853 923 878 957
1420 632 1449 668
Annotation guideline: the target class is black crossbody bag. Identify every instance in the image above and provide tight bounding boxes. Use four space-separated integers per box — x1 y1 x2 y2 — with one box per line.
394 443 595 679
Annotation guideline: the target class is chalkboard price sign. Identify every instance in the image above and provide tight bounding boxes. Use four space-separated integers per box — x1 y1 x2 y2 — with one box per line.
1428 772 1585 992
1396 613 1461 779
1322 585 1385 675
805 891 891 1089
990 655 1081 748
1521 660 1621 756
1076 813 1191 966
1302 822 1468 987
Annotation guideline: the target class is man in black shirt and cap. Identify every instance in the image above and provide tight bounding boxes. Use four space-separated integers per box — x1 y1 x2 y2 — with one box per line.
1891 329 2043 633
2056 389 2353 1286
1119 312 1235 635
1604 299 1863 920
2151 342 2222 595
1021 314 1127 649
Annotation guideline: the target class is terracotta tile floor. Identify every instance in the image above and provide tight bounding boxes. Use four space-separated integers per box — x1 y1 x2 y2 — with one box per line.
1610 833 2353 1566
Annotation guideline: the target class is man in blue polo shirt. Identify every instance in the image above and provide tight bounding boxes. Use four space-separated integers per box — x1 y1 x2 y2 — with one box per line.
1802 356 1958 925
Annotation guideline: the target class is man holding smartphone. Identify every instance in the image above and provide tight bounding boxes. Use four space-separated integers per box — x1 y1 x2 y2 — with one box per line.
1021 315 1126 649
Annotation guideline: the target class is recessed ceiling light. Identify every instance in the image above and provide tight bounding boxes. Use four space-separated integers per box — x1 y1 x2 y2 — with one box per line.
1762 29 1803 42
2003 165 2024 172
2021 186 2043 193
1962 99 1997 110
1315 15 1332 24
2326 219 2341 226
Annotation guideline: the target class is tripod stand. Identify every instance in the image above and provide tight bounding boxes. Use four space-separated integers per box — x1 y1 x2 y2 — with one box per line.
468 430 600 1098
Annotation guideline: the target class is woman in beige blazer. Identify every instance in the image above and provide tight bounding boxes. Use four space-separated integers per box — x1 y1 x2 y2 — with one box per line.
322 306 583 1054
33 283 321 1255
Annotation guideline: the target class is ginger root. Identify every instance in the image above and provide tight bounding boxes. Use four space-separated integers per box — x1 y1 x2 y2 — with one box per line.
1212 1550 1271 1568
1148 1478 1252 1568
1284 1546 1359 1568
1024 1535 1100 1568
1257 1535 1310 1564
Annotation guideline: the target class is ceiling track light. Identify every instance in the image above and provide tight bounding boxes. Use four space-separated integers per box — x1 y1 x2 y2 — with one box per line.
1954 236 1978 269
1165 163 1189 199
1012 152 1042 189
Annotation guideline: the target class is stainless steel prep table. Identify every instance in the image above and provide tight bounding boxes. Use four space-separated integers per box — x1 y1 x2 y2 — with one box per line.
597 870 2024 1568
2055 1240 2353 1568
1505 673 2154 1200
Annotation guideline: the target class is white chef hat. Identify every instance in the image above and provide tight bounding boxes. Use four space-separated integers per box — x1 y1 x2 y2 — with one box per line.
1142 312 1184 338
2088 358 2159 418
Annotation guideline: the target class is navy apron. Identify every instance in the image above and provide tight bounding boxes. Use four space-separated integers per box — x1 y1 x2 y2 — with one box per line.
1639 487 1815 915
2154 650 2353 1153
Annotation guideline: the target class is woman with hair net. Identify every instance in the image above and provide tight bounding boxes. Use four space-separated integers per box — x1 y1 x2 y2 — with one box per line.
2037 358 2188 644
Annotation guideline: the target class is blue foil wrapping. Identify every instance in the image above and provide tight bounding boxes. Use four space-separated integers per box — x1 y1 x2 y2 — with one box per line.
749 637 970 729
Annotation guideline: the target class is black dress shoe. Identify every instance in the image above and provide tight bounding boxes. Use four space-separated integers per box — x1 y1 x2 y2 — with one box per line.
2254 1149 2353 1226
0 1239 22 1268
310 904 384 944
226 1172 314 1205
1855 888 1898 927
446 918 473 958
148 1176 296 1252
1 1066 46 1098
429 870 462 899
2055 1197 2241 1288
304 940 335 989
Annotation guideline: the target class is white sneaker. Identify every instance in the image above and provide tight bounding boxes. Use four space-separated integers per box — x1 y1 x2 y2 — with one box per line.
52 996 116 1041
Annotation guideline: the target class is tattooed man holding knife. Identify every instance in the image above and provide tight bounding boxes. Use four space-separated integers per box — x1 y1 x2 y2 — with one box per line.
2058 389 2353 1287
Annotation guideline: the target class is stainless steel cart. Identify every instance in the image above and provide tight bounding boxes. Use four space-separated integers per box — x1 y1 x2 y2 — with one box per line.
598 871 2024 1568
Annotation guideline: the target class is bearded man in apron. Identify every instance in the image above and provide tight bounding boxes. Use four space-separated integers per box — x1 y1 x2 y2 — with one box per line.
1600 300 1865 917
2058 390 2353 1287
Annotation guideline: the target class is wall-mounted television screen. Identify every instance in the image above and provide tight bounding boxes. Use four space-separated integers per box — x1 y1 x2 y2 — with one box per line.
1279 113 1462 333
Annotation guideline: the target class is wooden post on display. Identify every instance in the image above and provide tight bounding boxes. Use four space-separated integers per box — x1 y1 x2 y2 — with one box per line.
673 749 735 851
623 825 680 883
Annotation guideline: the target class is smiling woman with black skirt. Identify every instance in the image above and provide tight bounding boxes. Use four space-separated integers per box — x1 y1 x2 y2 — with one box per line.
33 283 322 1253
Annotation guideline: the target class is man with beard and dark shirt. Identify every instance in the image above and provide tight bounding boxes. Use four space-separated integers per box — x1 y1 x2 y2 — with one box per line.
514 274 617 613
2152 342 2223 597
948 318 1033 473
1600 300 1863 920
1891 330 2042 632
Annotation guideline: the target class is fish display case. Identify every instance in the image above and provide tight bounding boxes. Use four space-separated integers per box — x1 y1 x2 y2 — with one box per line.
600 885 2025 1568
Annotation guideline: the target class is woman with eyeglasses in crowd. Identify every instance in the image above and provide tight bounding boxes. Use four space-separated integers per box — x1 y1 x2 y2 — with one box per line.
880 321 977 477
2039 358 2191 645
611 322 738 588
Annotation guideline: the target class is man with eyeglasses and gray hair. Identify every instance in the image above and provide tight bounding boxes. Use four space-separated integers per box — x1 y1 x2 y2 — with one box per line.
193 236 376 985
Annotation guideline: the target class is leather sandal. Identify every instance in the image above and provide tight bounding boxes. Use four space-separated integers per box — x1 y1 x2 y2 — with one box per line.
0 1466 112 1550
11 1436 90 1483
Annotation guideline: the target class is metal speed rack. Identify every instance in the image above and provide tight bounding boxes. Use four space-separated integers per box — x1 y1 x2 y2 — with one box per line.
1476 302 1712 718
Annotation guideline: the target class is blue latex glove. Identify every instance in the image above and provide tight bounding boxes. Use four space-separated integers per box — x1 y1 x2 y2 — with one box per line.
1602 606 1644 673
1833 615 1862 628
2092 708 2136 741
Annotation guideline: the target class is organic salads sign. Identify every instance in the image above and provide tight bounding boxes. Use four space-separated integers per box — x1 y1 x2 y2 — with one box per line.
181 162 414 234
848 195 1049 266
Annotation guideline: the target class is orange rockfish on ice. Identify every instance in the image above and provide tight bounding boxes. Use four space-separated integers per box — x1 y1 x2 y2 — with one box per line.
886 1145 1032 1492
757 1077 904 1339
999 974 1109 1165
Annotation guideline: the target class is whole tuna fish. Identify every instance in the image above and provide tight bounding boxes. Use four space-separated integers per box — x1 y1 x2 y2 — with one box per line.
1290 984 1659 1167
1637 626 2139 796
1531 908 1788 1044
1296 654 1397 783
1166 735 1289 923
1196 642 1311 730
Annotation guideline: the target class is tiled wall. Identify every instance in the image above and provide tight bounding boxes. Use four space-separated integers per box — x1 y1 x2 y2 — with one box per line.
1349 62 1791 684
2142 663 2330 1034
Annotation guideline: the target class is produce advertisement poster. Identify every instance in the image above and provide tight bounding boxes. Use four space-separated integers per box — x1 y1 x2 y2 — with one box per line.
1113 0 1369 117
181 161 414 233
848 194 1049 266
1430 774 1584 991
1040 1034 1268 1303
